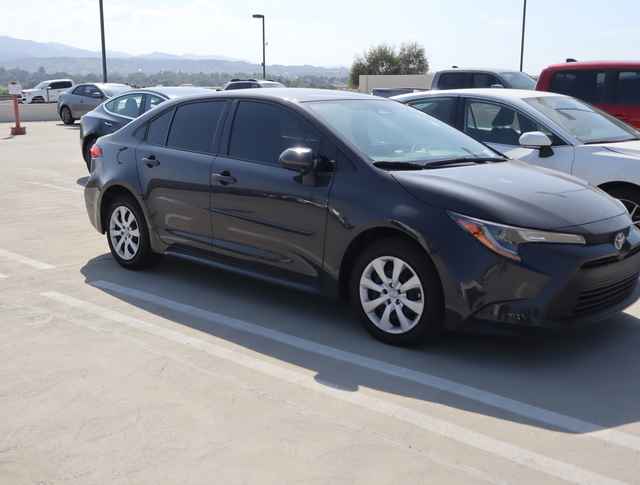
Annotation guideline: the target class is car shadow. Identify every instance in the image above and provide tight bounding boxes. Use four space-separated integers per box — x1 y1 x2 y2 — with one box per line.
80 253 640 434
56 122 79 130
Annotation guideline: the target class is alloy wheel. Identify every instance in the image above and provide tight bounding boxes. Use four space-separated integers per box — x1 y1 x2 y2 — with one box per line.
619 198 640 228
359 256 425 334
109 206 141 261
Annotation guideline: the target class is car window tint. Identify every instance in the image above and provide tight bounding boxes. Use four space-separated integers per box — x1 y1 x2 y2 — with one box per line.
84 85 102 98
615 71 640 104
438 73 472 89
550 70 606 104
473 73 500 88
409 98 457 125
229 101 320 164
146 109 174 146
465 100 551 146
73 86 87 96
106 94 144 118
167 101 226 153
147 95 165 111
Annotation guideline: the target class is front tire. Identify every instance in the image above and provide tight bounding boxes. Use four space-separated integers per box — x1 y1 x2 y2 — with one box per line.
604 186 640 228
60 106 74 125
349 238 444 346
106 196 159 270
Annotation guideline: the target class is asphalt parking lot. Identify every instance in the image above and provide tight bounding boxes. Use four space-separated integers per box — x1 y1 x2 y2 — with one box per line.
1 121 640 485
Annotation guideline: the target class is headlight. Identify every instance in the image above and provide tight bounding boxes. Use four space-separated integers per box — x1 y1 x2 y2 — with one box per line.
449 212 586 262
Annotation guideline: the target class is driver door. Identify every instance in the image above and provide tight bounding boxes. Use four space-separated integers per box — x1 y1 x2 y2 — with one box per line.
463 99 575 175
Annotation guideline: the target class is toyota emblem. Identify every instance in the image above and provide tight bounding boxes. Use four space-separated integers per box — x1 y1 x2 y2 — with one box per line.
614 232 626 251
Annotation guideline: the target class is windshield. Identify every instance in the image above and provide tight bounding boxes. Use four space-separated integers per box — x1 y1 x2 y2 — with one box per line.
34 81 48 89
499 71 536 90
525 96 639 144
305 99 501 164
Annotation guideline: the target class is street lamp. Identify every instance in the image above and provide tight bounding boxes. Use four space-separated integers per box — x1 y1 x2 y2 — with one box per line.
99 0 108 82
252 14 266 79
519 0 527 72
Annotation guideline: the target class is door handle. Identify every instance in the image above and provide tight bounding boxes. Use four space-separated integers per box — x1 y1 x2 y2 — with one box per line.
104 121 113 127
142 155 160 168
212 170 237 185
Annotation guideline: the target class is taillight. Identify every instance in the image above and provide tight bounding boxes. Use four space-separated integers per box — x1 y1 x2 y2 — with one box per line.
89 144 103 159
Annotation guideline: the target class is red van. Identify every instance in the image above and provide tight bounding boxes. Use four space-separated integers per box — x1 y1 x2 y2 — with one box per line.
536 61 640 129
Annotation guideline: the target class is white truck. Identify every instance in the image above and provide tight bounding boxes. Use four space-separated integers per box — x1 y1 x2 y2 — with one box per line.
21 79 74 104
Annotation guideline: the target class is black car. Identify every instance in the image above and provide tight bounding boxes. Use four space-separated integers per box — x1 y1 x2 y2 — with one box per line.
80 86 212 169
83 89 640 346
221 78 285 90
58 83 130 125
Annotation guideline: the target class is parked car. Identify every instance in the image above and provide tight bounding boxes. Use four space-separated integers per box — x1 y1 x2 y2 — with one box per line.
537 61 640 129
83 89 640 345
394 89 640 224
432 68 536 90
221 78 285 90
371 88 424 98
21 79 74 104
80 86 213 169
57 83 130 125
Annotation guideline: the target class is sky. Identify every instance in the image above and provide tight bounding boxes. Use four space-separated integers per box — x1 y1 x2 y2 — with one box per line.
3 0 640 74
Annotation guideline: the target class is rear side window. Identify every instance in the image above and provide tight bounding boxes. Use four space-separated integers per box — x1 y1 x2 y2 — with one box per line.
549 70 606 104
146 109 174 146
166 101 226 153
50 81 72 90
409 98 457 126
146 95 165 112
229 101 320 165
615 71 640 105
73 85 87 96
226 82 252 90
438 73 472 90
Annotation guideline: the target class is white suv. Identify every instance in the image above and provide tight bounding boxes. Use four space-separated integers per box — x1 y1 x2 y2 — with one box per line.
21 79 74 104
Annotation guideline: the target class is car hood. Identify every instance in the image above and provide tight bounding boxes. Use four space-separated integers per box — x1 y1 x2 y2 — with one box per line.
392 160 625 230
21 88 40 94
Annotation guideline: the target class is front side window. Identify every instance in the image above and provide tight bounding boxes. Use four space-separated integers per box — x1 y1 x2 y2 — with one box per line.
438 73 471 90
306 99 501 164
409 98 457 126
464 100 550 146
105 94 144 118
229 101 320 164
525 95 638 144
73 85 87 96
84 85 103 99
550 70 606 104
473 73 500 88
166 101 226 153
615 71 640 105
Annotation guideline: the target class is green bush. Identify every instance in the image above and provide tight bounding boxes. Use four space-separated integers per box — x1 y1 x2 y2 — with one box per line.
0 86 8 96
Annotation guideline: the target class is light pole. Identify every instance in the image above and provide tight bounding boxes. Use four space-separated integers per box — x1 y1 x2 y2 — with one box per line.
252 14 266 79
519 0 527 72
99 0 108 82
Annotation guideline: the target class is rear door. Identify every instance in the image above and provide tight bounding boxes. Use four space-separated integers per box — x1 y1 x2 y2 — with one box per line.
68 85 87 116
136 100 228 250
209 99 333 286
611 71 640 128
79 85 106 115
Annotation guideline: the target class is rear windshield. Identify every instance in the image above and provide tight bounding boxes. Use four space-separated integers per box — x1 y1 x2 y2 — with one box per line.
525 96 639 144
102 85 131 97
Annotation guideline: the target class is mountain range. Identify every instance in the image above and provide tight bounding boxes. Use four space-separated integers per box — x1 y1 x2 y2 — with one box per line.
0 36 348 79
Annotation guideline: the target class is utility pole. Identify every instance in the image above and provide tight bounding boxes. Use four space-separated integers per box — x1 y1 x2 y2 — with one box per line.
252 14 266 79
99 0 108 82
519 0 527 72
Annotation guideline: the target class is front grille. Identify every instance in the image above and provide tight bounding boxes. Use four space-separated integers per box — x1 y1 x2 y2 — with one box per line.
582 245 640 269
574 273 639 316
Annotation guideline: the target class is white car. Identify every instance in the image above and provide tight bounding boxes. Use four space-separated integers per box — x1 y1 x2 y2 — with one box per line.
394 89 640 225
21 79 74 104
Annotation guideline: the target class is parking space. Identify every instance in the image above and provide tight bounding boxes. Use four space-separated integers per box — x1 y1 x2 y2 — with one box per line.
1 121 640 484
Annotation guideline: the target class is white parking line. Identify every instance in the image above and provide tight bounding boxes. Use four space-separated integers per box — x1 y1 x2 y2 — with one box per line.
41 290 627 485
91 279 640 454
0 248 54 270
25 181 81 193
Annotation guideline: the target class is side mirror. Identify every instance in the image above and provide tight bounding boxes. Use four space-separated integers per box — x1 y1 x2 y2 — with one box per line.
519 131 554 158
279 147 316 173
490 83 505 89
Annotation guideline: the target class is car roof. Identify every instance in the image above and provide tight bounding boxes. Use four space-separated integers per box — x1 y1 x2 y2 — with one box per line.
436 68 516 74
392 88 562 103
140 86 214 98
43 78 73 83
542 61 640 71
168 88 376 104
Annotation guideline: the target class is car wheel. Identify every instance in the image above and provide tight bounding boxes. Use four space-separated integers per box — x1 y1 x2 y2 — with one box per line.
83 137 97 170
106 196 159 270
604 186 640 228
349 238 444 346
60 106 74 125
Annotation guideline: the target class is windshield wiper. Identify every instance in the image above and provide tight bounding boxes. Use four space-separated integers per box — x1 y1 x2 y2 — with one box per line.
424 157 506 169
372 161 427 170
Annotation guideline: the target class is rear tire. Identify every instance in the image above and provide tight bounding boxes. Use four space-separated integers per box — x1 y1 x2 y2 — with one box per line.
60 106 74 125
349 238 444 346
603 186 640 228
105 195 159 270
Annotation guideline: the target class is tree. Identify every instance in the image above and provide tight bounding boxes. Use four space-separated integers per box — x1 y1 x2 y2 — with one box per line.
350 42 429 88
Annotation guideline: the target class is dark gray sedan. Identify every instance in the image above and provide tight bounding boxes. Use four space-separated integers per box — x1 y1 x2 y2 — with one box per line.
57 83 130 125
79 86 212 169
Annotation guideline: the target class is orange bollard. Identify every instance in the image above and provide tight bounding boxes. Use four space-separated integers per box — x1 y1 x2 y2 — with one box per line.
10 95 26 136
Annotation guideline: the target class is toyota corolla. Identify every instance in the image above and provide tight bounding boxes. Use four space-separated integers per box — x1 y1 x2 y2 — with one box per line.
83 89 640 345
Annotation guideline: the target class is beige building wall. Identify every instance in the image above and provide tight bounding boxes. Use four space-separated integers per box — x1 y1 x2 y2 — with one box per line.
358 73 433 93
